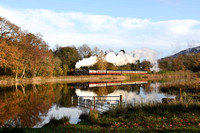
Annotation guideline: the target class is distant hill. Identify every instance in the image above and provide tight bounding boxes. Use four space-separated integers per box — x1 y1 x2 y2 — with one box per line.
160 46 200 60
171 46 200 58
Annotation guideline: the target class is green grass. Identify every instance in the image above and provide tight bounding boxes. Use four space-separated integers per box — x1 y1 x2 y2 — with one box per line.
38 102 200 132
1 103 200 133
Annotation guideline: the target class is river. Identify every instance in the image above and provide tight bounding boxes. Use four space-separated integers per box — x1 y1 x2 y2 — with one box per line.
0 79 199 128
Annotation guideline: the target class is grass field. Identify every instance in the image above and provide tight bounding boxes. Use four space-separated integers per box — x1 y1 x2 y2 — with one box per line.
41 101 200 132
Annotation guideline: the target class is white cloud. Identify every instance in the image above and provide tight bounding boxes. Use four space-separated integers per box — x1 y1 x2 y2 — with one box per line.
121 18 150 29
0 5 200 57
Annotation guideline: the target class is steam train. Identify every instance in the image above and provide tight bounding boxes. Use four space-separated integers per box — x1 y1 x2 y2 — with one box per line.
73 69 147 75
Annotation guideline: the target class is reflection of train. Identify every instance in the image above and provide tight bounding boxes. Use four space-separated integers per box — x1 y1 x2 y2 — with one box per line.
74 69 147 75
89 81 148 88
73 81 148 89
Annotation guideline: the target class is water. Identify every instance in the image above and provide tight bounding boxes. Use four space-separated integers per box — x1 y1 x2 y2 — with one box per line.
0 80 199 128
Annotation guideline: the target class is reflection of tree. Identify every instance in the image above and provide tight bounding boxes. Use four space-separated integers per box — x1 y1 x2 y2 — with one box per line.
0 84 56 127
160 82 200 103
160 82 200 95
143 83 153 93
54 83 76 107
87 84 141 95
96 87 108 96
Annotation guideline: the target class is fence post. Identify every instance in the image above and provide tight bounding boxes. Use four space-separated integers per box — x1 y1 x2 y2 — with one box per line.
180 88 182 103
71 96 73 105
120 95 123 107
94 96 96 109
78 97 80 106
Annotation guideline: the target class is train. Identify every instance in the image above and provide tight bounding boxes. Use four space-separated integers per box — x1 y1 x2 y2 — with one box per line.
73 69 148 75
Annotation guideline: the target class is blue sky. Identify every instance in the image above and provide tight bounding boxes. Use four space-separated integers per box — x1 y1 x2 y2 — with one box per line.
0 0 200 57
1 0 199 20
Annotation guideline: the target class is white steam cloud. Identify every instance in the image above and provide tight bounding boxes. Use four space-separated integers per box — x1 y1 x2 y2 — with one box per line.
75 48 159 72
75 56 97 69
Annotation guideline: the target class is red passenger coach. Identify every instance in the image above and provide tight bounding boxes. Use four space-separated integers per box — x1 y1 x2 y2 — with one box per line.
89 70 97 75
75 69 147 75
106 70 122 75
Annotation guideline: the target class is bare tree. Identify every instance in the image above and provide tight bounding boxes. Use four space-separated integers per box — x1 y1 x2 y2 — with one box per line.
92 46 101 56
78 44 93 58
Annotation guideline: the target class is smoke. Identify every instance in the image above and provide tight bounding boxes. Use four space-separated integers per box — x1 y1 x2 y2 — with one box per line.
75 56 97 69
75 48 159 72
106 51 137 66
133 48 159 72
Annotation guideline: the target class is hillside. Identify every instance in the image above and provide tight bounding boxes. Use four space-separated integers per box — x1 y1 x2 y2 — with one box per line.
172 46 200 58
159 45 200 72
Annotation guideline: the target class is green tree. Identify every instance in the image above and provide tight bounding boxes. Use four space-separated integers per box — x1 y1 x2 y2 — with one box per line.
54 46 80 69
63 65 70 75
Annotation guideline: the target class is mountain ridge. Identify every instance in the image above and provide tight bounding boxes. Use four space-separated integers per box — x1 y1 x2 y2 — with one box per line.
162 45 200 59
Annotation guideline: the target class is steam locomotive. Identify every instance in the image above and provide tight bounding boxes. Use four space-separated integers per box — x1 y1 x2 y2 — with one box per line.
73 69 147 75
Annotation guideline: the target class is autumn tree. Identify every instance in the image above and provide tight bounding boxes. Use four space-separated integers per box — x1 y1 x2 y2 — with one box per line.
141 60 152 71
0 41 22 79
0 17 56 78
172 55 186 71
0 17 21 43
107 63 117 70
158 53 200 72
159 57 174 71
95 51 107 70
0 17 23 79
183 53 200 72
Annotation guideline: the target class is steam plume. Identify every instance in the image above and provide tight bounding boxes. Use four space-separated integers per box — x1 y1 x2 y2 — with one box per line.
75 56 97 69
75 48 159 72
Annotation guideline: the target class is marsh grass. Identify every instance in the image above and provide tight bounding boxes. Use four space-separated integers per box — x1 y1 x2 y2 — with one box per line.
147 70 198 80
88 109 99 122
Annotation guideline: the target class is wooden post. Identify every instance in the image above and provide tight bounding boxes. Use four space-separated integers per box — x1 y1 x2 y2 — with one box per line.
71 96 73 105
120 95 123 107
78 97 79 106
180 88 182 103
93 96 96 109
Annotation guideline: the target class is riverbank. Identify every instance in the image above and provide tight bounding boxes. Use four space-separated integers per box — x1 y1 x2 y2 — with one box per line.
0 75 128 86
0 71 199 86
43 102 200 132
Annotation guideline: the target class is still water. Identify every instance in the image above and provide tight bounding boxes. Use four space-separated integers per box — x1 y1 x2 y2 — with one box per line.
0 80 198 128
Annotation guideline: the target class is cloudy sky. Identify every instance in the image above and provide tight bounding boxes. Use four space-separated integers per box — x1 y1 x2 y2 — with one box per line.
0 0 200 57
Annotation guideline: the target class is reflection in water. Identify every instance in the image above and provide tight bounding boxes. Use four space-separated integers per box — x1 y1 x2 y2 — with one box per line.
0 84 56 128
34 105 84 128
1 80 198 128
75 83 175 107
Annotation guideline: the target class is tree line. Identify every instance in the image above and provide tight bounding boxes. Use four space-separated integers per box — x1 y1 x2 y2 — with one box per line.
0 17 57 79
159 53 200 72
0 17 154 79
